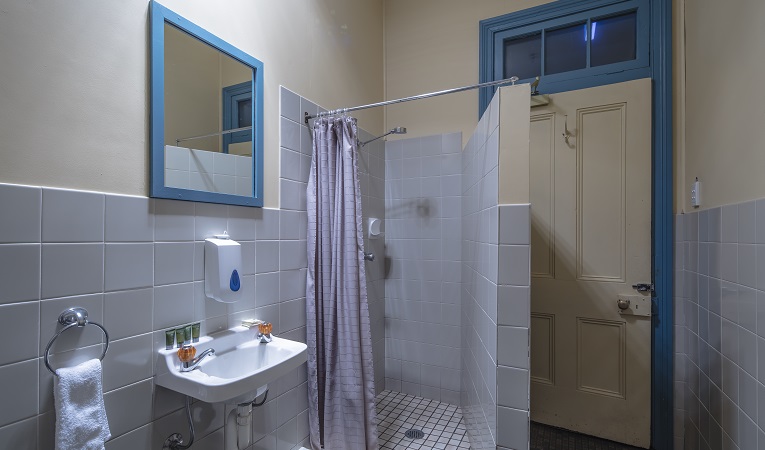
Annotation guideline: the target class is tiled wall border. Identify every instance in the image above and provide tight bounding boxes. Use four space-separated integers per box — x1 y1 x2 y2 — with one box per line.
677 198 765 450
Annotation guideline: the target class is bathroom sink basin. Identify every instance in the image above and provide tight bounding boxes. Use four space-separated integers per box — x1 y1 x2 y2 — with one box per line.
155 326 307 404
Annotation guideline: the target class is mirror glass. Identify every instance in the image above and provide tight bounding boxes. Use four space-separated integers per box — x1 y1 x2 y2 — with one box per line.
151 2 263 207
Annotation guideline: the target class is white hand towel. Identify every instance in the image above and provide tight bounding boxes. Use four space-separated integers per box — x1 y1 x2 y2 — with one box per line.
54 358 111 450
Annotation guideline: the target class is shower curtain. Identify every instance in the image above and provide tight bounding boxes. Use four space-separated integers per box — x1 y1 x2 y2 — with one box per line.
306 116 379 450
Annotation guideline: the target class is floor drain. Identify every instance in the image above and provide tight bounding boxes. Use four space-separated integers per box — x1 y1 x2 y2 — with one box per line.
405 429 425 440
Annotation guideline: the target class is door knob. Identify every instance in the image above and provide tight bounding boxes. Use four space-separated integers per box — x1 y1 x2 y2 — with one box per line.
617 298 631 310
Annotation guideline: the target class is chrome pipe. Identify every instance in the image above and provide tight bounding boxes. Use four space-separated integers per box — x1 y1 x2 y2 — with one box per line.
305 76 519 123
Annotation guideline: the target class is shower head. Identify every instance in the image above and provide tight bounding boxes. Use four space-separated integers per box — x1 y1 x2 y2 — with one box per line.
359 126 408 147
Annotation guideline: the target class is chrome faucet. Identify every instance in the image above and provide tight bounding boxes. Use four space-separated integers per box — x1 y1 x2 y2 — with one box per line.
180 348 215 372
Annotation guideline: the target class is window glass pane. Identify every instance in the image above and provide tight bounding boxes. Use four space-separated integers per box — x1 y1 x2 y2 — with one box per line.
503 33 541 80
237 99 252 128
591 12 637 67
545 23 587 75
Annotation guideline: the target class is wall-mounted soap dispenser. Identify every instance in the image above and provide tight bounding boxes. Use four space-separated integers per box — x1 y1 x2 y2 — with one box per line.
205 232 242 303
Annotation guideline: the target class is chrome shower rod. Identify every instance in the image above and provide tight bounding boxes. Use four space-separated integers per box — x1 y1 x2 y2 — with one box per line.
304 76 519 124
175 126 253 145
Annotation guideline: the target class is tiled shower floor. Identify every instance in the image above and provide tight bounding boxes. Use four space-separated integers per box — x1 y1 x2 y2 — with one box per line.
376 390 470 449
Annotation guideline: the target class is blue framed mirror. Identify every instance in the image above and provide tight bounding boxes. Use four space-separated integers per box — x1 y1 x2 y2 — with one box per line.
150 1 264 207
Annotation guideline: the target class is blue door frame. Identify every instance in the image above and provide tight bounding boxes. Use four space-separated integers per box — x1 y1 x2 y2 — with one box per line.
480 1 673 448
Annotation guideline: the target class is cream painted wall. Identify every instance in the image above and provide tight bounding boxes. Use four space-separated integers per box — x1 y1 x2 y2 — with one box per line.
681 0 765 211
383 0 551 147
0 0 383 208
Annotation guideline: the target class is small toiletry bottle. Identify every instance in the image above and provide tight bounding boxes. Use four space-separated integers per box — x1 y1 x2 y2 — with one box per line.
175 328 185 348
165 329 175 350
184 325 192 345
192 323 201 343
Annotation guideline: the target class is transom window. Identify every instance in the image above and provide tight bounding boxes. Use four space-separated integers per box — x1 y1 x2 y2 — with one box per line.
480 0 649 115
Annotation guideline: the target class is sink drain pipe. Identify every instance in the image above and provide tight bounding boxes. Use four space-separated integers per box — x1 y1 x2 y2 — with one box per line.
225 388 269 450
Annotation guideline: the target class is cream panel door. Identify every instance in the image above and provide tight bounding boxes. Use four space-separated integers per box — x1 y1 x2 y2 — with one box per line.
529 78 652 448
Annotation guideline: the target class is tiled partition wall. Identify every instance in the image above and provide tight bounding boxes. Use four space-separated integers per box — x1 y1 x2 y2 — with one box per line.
382 132 463 403
280 87 386 395
676 200 765 450
461 90 532 450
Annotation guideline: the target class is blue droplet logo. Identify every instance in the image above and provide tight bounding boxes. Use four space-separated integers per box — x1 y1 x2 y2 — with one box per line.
230 270 241 292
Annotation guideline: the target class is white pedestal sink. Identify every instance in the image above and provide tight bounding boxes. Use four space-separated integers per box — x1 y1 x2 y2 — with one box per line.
155 326 307 404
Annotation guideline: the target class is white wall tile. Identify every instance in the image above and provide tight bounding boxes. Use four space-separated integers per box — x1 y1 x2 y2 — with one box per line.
154 199 195 242
105 243 153 291
255 240 280 274
255 272 280 307
739 201 756 244
497 326 529 369
279 179 306 211
279 210 302 240
190 149 215 175
280 87 301 123
165 169 190 190
498 285 530 328
227 206 258 242
496 406 528 450
41 244 103 299
103 379 153 437
0 184 41 243
105 195 153 242
42 188 104 242
255 208 280 240
0 416 37 450
280 147 302 182
104 423 152 450
281 117 300 152
497 366 529 410
104 288 153 340
0 244 40 304
279 240 306 271
497 245 530 286
0 359 38 428
0 301 39 366
153 283 194 330
213 152 237 176
102 333 153 392
722 205 739 244
154 242 194 286
279 269 304 302
194 203 228 241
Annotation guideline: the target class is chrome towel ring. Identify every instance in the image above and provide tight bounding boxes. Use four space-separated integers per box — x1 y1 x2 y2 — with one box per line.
44 307 110 376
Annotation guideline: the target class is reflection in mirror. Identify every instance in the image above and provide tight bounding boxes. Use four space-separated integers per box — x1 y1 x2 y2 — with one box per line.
164 23 253 197
151 1 264 207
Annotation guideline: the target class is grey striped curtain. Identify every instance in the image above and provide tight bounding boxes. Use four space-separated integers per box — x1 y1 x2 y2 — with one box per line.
306 116 378 450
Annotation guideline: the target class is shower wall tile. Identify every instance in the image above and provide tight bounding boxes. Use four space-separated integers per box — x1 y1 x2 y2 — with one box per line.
678 196 765 450
384 132 462 402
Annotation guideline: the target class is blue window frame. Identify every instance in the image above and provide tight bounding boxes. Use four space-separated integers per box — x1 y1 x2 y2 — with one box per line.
222 81 253 153
480 0 649 116
480 1 674 448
